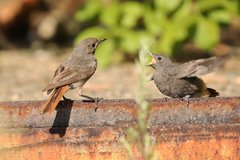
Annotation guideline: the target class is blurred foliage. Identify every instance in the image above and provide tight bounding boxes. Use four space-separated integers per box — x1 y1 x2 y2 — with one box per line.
75 0 240 67
120 42 158 160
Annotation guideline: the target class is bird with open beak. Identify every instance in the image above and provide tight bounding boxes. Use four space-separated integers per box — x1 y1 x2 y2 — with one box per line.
147 52 229 99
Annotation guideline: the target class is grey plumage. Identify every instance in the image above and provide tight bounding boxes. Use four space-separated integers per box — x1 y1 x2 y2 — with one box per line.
41 37 106 114
43 37 106 94
148 53 229 98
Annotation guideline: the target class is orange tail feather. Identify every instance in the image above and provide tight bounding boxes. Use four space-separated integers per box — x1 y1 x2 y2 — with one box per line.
40 85 69 114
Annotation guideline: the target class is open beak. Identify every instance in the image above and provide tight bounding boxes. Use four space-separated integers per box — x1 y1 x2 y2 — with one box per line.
99 38 107 43
146 51 157 67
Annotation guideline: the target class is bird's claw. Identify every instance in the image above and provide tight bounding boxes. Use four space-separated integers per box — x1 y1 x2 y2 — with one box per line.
80 94 103 112
93 97 103 112
182 95 190 107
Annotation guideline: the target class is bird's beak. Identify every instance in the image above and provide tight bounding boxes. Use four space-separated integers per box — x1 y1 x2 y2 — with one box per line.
146 51 157 67
146 58 157 66
99 38 107 43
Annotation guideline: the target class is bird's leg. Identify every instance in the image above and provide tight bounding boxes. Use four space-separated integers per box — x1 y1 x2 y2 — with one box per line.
182 95 190 108
63 96 70 101
164 97 169 101
80 94 103 112
61 95 71 108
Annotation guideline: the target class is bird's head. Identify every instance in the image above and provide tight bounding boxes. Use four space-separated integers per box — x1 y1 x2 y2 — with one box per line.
74 37 107 56
147 52 173 69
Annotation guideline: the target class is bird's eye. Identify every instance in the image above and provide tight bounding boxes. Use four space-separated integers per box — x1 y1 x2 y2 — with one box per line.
157 56 162 60
92 43 96 47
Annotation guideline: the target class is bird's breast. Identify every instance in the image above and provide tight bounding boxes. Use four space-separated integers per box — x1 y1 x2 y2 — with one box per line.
69 78 89 90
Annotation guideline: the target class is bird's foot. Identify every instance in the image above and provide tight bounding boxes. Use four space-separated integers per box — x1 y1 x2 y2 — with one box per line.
93 97 103 112
182 95 190 108
80 94 103 112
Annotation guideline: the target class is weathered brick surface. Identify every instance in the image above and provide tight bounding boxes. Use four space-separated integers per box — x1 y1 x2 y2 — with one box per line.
0 97 240 160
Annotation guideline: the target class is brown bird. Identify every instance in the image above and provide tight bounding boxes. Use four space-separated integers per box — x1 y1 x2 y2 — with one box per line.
41 37 106 114
148 53 229 99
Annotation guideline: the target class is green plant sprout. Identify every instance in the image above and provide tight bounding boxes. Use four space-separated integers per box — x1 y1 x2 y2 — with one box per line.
120 40 159 160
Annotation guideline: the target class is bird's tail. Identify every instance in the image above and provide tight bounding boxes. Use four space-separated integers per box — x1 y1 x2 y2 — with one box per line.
207 88 219 97
40 85 69 114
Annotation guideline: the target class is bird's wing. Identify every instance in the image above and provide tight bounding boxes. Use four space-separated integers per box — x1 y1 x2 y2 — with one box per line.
174 61 198 79
176 55 229 79
43 62 96 92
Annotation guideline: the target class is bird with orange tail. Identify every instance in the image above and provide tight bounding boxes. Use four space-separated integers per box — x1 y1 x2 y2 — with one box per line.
41 37 106 114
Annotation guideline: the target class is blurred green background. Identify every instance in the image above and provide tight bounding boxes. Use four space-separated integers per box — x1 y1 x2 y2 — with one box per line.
75 0 240 66
0 0 240 101
0 0 240 67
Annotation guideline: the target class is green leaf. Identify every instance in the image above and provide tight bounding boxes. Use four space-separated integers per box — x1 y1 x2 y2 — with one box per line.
100 3 121 27
121 2 143 28
194 17 220 50
157 18 189 54
208 10 231 24
118 29 153 54
197 0 226 12
173 0 194 21
74 27 106 44
119 29 140 53
144 9 165 35
154 0 182 12
96 39 115 67
158 27 176 54
222 0 239 14
75 0 101 22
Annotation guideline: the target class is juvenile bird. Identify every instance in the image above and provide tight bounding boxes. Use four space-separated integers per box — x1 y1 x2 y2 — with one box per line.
41 37 106 114
148 53 229 99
